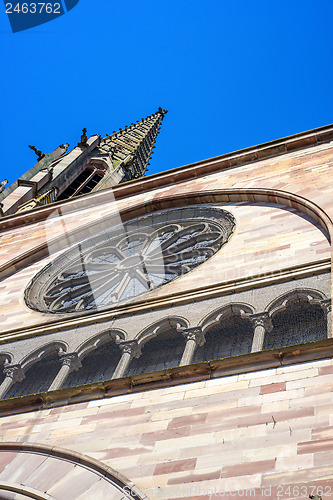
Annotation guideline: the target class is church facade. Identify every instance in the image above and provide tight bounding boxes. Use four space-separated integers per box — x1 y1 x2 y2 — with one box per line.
0 115 332 499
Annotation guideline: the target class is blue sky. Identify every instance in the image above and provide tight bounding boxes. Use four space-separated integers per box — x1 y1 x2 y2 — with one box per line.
1 0 332 187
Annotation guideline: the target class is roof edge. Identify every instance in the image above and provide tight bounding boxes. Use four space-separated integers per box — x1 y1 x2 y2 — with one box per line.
123 122 333 189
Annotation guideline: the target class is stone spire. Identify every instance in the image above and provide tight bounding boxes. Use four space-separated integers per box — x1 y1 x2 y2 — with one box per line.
0 108 168 216
98 107 168 181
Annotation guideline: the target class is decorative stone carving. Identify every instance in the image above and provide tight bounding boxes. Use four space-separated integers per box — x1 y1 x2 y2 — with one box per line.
78 127 88 147
3 365 25 383
60 353 82 371
0 365 25 399
0 179 8 194
182 327 206 346
119 341 142 359
28 145 45 161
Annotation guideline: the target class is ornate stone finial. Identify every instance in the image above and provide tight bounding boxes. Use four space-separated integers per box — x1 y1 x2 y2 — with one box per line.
0 179 8 194
29 145 45 161
158 106 168 115
78 128 88 147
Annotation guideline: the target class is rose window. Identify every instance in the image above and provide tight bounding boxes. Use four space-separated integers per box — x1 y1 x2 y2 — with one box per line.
25 206 235 313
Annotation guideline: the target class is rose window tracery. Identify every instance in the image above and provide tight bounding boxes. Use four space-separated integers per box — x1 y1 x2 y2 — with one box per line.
25 206 235 313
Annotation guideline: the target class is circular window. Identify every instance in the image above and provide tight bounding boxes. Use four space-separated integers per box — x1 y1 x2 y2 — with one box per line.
25 206 235 313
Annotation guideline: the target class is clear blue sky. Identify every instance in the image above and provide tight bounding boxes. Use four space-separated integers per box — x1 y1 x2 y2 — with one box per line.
1 0 332 187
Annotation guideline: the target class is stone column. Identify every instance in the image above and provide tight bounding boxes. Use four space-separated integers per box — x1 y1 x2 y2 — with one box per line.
112 341 141 379
250 313 273 352
48 353 81 391
179 327 206 366
0 365 25 399
320 300 332 338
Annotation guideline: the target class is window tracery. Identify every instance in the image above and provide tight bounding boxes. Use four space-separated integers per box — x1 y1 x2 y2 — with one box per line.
25 207 235 314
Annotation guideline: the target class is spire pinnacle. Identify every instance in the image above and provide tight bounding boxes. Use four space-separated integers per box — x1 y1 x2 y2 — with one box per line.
98 108 167 181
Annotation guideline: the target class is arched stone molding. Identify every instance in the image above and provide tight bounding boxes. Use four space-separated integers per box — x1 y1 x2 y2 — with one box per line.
109 189 332 244
193 303 255 364
265 289 328 318
123 317 189 377
75 329 126 360
199 303 254 334
19 342 68 373
3 186 331 294
58 331 125 390
0 442 147 499
0 353 12 365
135 317 189 348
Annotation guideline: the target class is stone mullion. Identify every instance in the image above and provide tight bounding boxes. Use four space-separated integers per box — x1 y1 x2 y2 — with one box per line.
48 353 81 392
112 341 141 380
179 327 206 366
250 313 273 352
0 365 24 399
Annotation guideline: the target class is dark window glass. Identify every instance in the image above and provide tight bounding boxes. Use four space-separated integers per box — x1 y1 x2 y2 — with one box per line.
5 353 61 399
263 304 327 350
58 169 104 200
63 342 121 388
193 316 253 363
127 330 185 376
